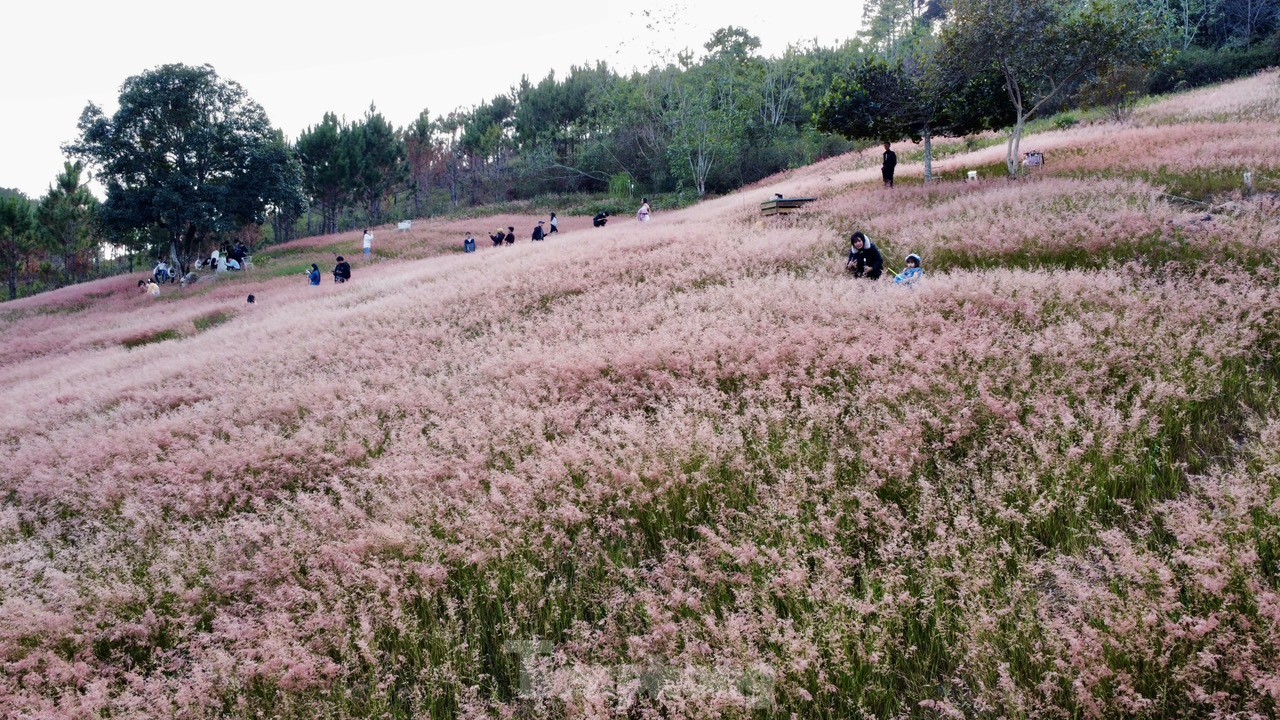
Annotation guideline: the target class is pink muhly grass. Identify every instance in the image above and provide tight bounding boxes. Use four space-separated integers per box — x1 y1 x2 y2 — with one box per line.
3 74 1280 718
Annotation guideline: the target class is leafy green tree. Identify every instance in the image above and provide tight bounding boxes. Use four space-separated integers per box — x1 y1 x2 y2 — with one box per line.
814 58 916 148
815 45 1009 184
37 161 98 283
594 68 675 194
759 43 819 129
348 104 405 224
66 64 302 271
941 0 1164 177
460 95 516 204
0 194 37 300
436 111 471 208
666 73 734 196
403 109 440 217
296 112 351 235
257 129 306 244
513 63 617 192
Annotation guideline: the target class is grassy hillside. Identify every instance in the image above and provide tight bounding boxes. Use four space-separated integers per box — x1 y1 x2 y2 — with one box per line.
2 72 1279 718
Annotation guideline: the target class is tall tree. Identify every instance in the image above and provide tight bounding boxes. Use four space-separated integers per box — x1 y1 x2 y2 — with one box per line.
256 130 306 245
65 64 302 270
348 104 405 224
36 161 98 283
0 195 37 301
815 47 1012 183
460 95 515 204
296 112 351 235
403 109 440 217
941 0 1164 177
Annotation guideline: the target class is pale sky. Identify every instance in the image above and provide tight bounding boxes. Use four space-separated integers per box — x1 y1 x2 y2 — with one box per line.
2 1 866 199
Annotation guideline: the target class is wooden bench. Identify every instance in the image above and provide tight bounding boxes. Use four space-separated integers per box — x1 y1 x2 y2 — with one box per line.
760 197 817 216
397 220 412 232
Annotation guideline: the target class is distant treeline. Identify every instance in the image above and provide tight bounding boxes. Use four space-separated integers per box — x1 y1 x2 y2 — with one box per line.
1 0 1277 301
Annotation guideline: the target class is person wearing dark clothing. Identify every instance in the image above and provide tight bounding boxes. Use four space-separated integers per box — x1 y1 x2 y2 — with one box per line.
231 242 247 265
846 232 883 280
532 221 546 241
504 226 515 246
491 228 506 246
593 211 608 227
333 256 352 283
882 142 897 188
463 234 477 253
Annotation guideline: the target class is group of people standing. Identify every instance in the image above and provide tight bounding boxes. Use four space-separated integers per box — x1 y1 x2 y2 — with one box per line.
478 201 654 248
485 212 560 248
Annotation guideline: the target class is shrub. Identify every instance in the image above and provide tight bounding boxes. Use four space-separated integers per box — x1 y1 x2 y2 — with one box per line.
1150 35 1280 94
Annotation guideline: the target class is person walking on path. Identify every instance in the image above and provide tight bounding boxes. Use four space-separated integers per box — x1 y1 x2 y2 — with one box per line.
533 221 547 241
362 228 373 257
549 212 559 234
637 198 651 223
882 142 897 188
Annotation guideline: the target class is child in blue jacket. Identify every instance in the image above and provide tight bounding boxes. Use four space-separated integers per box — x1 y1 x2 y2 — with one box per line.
894 254 923 285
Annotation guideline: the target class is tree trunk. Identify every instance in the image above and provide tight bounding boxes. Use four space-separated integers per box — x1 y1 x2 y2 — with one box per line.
923 127 934 184
1007 112 1025 179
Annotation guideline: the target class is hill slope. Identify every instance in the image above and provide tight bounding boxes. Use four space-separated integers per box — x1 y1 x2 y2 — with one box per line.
2 72 1279 717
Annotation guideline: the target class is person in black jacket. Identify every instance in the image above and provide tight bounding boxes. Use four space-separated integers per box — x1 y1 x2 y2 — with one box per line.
333 256 352 283
490 228 506 246
593 211 608 227
882 142 897 188
532 221 546 241
504 226 515 246
846 232 883 280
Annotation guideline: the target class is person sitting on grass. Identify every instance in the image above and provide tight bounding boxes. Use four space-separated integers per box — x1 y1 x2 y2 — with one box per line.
846 232 883 280
593 211 609 227
333 256 351 283
894 253 924 286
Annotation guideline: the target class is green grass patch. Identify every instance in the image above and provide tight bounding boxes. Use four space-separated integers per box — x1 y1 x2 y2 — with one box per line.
192 310 234 333
121 328 181 349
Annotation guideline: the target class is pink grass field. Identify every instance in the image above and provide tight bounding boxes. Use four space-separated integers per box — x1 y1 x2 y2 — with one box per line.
2 73 1280 718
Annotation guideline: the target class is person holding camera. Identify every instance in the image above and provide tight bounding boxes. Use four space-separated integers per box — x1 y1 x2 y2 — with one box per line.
332 256 351 283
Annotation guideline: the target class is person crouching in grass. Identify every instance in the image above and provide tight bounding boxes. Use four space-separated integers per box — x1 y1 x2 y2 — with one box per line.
846 232 883 280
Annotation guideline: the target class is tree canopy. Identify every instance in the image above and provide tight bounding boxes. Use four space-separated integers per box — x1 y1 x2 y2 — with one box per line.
941 0 1165 176
65 63 303 270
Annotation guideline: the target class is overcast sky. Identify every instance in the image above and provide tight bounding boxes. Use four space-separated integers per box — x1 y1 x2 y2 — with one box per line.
2 1 867 199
